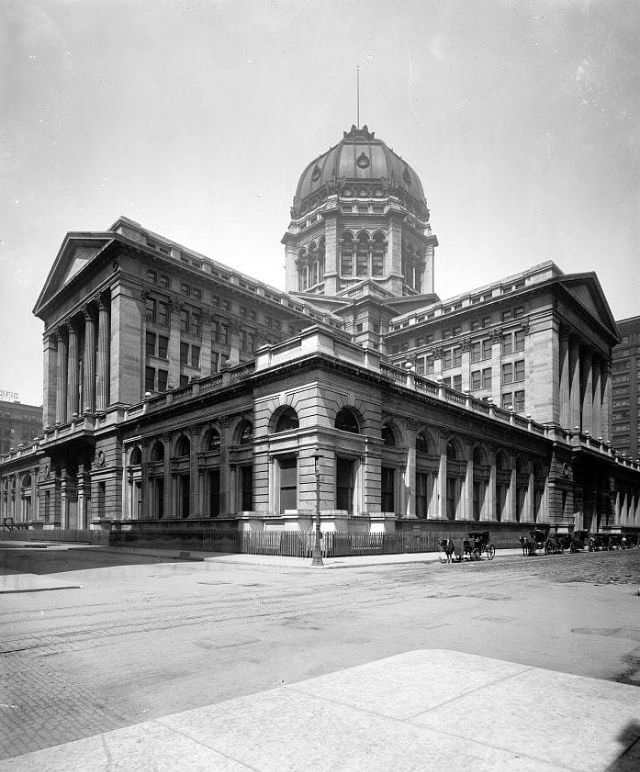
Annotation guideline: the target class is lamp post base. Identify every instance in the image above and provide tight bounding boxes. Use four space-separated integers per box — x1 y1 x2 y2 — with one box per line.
311 541 324 567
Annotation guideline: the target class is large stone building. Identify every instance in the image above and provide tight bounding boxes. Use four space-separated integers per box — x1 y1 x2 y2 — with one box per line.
1 125 639 541
0 399 42 458
611 315 640 459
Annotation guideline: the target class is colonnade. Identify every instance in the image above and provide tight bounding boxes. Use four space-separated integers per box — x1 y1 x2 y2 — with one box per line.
558 331 610 437
44 296 110 426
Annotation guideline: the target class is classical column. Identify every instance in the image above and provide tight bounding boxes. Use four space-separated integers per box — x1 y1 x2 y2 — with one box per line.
437 432 448 520
55 327 68 424
559 332 570 428
43 332 57 428
508 456 517 522
463 444 474 520
569 337 581 431
581 350 593 434
82 309 96 413
95 298 110 411
189 428 199 517
601 362 612 441
404 444 416 518
487 452 496 521
527 465 535 522
592 357 602 438
66 321 80 419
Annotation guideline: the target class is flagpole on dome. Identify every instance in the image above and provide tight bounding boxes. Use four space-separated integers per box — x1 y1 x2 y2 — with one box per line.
356 65 360 130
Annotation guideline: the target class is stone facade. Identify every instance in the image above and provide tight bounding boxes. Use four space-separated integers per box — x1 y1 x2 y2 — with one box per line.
611 315 640 459
2 126 640 539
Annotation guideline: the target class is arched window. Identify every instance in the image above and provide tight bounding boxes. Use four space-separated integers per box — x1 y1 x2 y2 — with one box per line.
446 440 458 461
473 446 488 466
150 441 165 462
297 248 308 291
340 232 354 276
130 447 142 466
274 407 299 432
356 232 369 276
372 232 386 276
21 473 31 488
496 451 510 471
381 425 395 446
237 420 253 445
335 407 360 434
175 435 190 457
416 431 430 453
205 428 221 453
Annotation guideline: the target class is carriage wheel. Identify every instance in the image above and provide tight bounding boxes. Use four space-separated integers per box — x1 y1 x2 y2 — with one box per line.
487 544 495 560
472 547 481 560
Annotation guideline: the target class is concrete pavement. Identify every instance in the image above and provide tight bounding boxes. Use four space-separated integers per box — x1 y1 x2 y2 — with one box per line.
2 649 638 771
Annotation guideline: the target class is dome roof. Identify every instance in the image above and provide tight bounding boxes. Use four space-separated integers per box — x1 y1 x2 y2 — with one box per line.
292 126 428 218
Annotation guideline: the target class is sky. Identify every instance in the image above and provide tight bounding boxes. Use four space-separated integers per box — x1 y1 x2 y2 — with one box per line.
1 0 639 406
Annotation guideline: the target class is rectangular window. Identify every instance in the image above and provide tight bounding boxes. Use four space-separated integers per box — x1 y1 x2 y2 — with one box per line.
502 309 513 321
145 331 156 357
279 456 297 512
191 345 200 368
482 367 492 389
452 374 462 391
426 358 434 376
482 339 492 359
372 254 384 276
336 457 355 513
211 351 219 372
502 334 513 355
192 314 202 338
147 269 157 284
240 466 253 511
181 283 190 296
514 360 525 382
470 342 482 363
453 347 462 367
381 467 395 512
180 309 189 334
159 274 170 288
442 376 451 387
180 342 189 366
158 335 168 358
157 369 168 392
157 301 169 326
416 357 425 375
502 392 514 410
356 253 368 276
192 287 201 300
208 470 220 516
145 297 157 322
179 374 189 388
514 390 525 412
443 349 453 369
341 255 353 275
416 473 428 518
502 363 513 384
471 370 481 390
145 366 155 392
482 316 491 328
471 320 482 331
514 330 525 351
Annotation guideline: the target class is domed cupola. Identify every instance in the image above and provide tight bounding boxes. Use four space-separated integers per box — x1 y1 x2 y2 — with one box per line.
282 126 438 301
292 125 429 222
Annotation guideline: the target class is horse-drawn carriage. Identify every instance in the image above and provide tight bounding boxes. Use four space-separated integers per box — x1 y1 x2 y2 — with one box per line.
440 531 496 563
520 525 566 556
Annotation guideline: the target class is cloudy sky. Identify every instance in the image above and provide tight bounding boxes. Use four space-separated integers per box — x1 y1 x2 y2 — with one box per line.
1 0 639 406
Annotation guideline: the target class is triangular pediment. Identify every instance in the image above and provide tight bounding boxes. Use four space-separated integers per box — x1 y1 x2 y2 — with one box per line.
33 234 113 317
559 274 620 343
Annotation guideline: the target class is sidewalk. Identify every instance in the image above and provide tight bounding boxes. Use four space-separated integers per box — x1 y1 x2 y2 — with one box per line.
2 649 638 771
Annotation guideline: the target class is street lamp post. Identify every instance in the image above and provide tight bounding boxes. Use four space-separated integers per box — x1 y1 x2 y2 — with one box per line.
312 453 323 567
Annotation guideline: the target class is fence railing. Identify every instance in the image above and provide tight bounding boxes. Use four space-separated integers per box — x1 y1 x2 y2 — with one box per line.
0 527 109 545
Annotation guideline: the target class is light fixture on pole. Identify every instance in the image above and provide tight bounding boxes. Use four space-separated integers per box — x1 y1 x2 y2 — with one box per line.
312 453 323 567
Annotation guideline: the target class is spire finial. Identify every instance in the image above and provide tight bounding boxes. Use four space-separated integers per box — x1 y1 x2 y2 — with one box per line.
356 65 360 129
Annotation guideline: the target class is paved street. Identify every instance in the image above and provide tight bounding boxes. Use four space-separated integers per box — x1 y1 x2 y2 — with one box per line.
1 545 640 763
